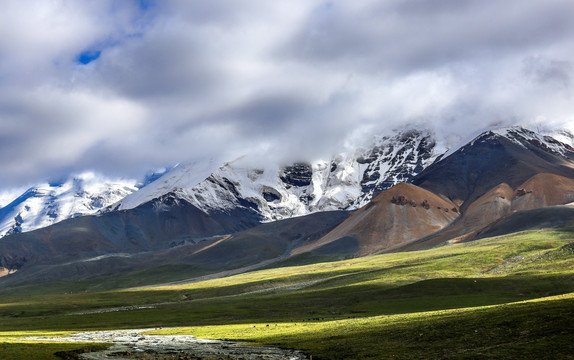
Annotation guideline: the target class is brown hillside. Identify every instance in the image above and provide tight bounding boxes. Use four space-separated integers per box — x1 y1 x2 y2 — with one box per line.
399 173 574 252
511 173 574 211
461 183 514 229
401 183 515 250
292 183 459 256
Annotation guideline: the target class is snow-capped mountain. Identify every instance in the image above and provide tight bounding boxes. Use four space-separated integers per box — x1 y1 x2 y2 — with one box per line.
109 129 441 222
0 173 137 238
4 125 572 239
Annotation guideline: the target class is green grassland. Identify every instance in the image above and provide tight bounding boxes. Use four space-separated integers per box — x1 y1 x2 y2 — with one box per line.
0 228 573 359
149 293 574 360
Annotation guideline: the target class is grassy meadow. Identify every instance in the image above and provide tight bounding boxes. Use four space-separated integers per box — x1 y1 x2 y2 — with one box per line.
0 228 573 359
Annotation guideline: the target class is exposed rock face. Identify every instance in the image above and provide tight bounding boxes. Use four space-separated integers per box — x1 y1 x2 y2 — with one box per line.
390 195 409 205
280 163 313 188
421 200 430 209
357 129 436 202
262 187 281 202
515 188 532 197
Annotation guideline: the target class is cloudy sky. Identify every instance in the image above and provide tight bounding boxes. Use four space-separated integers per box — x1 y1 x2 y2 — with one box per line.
1 0 573 189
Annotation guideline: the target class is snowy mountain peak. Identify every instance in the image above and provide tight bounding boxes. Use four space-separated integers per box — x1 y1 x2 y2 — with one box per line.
109 160 220 212
491 127 574 156
439 125 574 162
0 173 137 238
462 126 574 158
106 128 442 222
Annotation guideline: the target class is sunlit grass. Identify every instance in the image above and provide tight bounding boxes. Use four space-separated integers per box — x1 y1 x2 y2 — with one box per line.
148 293 574 359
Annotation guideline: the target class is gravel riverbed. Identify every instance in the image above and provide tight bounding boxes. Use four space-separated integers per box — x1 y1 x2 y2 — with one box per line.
22 329 308 360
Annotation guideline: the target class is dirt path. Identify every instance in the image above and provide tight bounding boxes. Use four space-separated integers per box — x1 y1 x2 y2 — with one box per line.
22 329 307 359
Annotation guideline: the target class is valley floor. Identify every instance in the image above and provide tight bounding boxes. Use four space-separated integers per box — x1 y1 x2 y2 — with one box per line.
1 227 574 359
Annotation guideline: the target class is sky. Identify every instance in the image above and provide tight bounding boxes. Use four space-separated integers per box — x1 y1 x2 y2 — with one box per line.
1 0 574 189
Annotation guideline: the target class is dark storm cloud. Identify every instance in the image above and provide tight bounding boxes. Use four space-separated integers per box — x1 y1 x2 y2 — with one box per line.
1 0 574 188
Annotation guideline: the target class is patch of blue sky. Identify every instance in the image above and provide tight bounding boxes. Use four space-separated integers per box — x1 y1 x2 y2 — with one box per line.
136 0 154 11
75 50 101 65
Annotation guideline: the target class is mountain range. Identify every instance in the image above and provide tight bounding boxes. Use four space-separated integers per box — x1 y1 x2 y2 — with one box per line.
0 129 439 239
1 126 574 288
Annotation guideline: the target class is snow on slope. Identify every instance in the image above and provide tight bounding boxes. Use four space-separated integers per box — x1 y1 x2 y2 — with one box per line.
0 189 25 208
111 129 441 222
109 160 219 211
0 173 137 238
491 127 574 155
439 126 574 162
547 129 574 148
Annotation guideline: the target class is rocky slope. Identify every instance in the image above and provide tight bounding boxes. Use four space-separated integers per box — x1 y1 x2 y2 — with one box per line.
0 189 263 276
0 209 346 286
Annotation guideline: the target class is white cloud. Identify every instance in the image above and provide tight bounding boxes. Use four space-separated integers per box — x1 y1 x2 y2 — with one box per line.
1 0 574 188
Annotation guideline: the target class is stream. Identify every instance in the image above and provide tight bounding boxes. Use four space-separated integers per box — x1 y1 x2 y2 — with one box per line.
22 329 308 359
